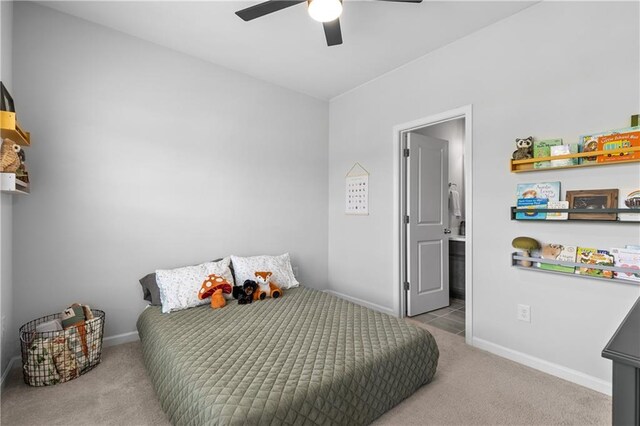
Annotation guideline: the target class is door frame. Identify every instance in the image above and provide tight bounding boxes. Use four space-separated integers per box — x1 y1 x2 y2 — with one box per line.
392 105 473 344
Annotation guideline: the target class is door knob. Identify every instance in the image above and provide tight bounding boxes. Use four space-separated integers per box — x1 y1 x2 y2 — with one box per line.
444 228 452 234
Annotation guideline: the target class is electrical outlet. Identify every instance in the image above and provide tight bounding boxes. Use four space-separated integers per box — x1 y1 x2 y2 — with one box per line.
517 304 531 322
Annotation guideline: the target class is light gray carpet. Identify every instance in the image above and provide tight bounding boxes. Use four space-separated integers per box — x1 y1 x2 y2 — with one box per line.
1 321 611 425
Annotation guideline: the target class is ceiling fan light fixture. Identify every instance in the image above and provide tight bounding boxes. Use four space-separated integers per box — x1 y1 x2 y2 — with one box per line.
307 0 343 23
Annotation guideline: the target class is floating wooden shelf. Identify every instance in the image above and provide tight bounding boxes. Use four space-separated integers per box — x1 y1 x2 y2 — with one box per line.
1 111 31 146
1 173 29 194
510 146 640 173
510 207 640 223
511 253 639 286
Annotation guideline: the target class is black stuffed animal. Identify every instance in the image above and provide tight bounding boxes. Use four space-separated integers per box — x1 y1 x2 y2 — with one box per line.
231 280 254 299
233 280 258 305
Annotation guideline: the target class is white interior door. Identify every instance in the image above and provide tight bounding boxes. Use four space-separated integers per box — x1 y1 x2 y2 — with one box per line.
406 132 450 316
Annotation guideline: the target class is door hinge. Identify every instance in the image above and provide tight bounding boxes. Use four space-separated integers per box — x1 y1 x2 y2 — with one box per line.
403 148 410 157
404 282 410 291
404 215 410 224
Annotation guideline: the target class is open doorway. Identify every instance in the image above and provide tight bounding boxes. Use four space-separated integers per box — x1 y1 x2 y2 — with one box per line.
394 106 473 343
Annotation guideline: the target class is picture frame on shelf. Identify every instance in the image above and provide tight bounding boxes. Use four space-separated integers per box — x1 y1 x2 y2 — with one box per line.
619 188 640 222
566 189 619 220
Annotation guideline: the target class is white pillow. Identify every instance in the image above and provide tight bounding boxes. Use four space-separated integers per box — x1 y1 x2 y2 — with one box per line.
230 253 299 290
156 258 234 313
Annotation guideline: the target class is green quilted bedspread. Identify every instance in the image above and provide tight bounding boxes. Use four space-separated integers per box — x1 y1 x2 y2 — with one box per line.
137 286 439 425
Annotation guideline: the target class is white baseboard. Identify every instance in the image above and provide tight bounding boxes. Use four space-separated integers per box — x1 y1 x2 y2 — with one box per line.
472 337 612 396
103 331 139 347
324 290 397 316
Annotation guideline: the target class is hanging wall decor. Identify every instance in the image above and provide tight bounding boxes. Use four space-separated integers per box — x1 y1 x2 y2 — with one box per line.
345 162 369 215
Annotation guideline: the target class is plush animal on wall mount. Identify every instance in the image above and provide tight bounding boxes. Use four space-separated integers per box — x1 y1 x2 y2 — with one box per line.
233 280 258 305
1 138 21 173
199 274 232 309
512 136 534 160
254 271 282 299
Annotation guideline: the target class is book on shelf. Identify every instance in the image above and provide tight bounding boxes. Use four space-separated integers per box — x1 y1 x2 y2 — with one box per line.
533 139 563 169
597 131 640 163
618 188 640 221
611 248 640 282
538 244 577 273
515 182 561 220
575 247 614 278
546 201 569 220
549 144 579 167
580 126 639 165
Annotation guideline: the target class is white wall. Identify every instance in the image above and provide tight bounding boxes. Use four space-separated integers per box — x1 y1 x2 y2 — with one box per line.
0 0 11 86
0 0 14 379
11 2 328 343
416 118 465 233
328 1 640 391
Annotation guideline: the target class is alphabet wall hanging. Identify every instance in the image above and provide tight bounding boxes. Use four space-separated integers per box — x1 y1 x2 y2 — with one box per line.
345 162 369 215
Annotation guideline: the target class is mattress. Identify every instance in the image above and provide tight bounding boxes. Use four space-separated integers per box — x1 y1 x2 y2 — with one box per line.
137 286 439 425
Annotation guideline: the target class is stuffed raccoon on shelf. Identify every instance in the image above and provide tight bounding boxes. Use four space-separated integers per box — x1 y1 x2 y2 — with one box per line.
512 136 534 160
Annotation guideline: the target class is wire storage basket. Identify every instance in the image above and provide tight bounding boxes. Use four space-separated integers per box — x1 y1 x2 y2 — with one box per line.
19 309 105 387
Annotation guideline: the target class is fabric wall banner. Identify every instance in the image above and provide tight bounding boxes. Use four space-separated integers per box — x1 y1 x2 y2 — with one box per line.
346 163 369 215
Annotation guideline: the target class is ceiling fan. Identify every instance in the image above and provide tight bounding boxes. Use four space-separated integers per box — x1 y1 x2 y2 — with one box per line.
235 0 422 47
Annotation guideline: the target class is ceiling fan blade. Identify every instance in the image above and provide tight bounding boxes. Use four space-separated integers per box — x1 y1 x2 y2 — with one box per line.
323 19 343 46
236 0 306 21
374 0 422 2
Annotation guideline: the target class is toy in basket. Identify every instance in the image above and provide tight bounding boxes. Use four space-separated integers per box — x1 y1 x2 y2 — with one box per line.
20 304 105 387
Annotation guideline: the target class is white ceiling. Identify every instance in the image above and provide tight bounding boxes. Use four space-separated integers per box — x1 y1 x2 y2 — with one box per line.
39 1 536 100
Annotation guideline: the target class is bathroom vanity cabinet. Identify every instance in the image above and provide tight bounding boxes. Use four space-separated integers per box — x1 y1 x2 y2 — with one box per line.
449 239 465 300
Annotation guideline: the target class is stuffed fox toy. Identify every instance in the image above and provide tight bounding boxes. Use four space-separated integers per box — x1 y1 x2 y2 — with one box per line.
254 271 282 299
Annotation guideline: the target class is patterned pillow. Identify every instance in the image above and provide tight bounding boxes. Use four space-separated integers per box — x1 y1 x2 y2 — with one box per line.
65 317 103 371
230 253 299 290
50 336 78 382
66 326 89 371
156 258 234 313
24 338 61 386
139 258 227 306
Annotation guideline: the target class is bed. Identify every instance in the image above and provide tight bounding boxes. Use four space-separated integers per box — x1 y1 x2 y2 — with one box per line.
137 286 439 425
